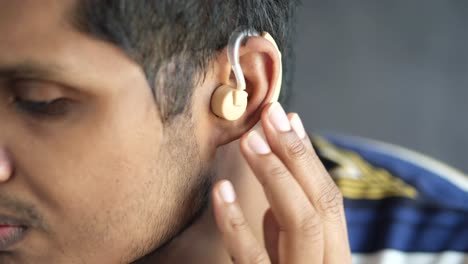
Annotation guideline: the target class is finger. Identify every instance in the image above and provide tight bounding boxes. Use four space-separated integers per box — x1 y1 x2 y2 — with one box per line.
261 103 340 220
240 131 324 263
261 102 351 263
263 209 279 264
212 180 270 264
261 104 345 222
289 113 352 263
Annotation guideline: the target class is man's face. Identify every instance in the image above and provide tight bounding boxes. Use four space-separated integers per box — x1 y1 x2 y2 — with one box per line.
0 1 212 263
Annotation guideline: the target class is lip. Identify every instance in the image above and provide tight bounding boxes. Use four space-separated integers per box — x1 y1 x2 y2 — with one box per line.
0 215 28 251
0 225 27 250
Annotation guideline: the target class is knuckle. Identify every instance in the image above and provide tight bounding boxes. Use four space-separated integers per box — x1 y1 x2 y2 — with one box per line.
299 208 321 230
247 248 269 264
268 165 290 183
229 216 249 232
285 135 309 161
287 209 323 241
316 182 344 219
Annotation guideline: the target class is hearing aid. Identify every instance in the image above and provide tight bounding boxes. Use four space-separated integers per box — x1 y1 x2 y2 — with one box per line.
210 29 283 121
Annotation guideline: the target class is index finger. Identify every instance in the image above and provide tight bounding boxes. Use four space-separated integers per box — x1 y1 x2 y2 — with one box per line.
240 130 324 263
259 103 350 263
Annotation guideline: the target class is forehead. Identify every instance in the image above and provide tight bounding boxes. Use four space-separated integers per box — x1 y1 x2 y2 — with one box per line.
0 0 73 57
0 0 146 95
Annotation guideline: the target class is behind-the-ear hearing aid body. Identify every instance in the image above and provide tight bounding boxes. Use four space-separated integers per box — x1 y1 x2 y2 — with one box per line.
211 29 283 121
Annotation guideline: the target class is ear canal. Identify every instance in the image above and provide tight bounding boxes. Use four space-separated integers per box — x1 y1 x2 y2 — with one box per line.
211 85 248 121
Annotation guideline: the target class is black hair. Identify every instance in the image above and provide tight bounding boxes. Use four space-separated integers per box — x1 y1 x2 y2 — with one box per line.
74 0 298 122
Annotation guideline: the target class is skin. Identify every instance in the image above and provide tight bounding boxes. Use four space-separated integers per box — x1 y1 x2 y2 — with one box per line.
0 1 351 263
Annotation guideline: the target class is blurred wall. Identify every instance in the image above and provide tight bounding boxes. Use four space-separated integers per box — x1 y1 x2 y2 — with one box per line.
290 0 468 172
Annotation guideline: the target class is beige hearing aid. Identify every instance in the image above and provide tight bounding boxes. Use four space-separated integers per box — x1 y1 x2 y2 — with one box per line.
211 29 283 121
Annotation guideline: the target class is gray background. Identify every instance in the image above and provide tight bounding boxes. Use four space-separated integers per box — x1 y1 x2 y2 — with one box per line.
290 0 468 172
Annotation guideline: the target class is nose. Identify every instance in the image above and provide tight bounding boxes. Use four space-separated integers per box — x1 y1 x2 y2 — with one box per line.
0 148 13 182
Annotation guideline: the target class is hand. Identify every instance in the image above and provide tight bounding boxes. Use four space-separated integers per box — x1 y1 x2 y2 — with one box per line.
212 102 352 264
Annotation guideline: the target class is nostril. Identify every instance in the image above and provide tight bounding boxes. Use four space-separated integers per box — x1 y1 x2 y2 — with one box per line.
0 150 13 182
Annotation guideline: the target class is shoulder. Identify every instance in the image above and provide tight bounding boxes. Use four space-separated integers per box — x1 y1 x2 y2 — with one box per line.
312 133 468 264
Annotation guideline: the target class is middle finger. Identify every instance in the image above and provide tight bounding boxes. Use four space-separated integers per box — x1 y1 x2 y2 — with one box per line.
260 103 351 263
240 130 323 263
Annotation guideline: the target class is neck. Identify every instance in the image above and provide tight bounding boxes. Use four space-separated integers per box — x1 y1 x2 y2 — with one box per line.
145 132 270 263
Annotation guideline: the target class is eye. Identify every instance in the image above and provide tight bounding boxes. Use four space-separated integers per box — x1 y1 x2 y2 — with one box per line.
14 97 72 117
8 79 73 118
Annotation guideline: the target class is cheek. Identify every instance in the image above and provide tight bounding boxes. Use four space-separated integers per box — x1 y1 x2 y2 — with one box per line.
8 105 171 260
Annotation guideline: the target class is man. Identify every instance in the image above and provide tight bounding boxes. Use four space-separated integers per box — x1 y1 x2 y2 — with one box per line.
0 0 352 263
1 1 467 264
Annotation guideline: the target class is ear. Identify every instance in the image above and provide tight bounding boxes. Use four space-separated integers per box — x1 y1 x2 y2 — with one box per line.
207 34 282 147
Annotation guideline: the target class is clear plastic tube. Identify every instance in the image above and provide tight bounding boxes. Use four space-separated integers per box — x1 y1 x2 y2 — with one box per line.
227 29 260 91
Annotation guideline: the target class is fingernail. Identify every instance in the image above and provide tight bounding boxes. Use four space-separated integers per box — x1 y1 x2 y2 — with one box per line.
219 181 236 203
290 114 306 139
268 102 291 132
247 131 271 155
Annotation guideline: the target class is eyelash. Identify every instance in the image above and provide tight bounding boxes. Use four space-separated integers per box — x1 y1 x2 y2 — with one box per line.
14 97 71 117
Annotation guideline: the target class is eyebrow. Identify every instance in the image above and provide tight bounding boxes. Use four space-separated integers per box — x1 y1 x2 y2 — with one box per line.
0 61 65 81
